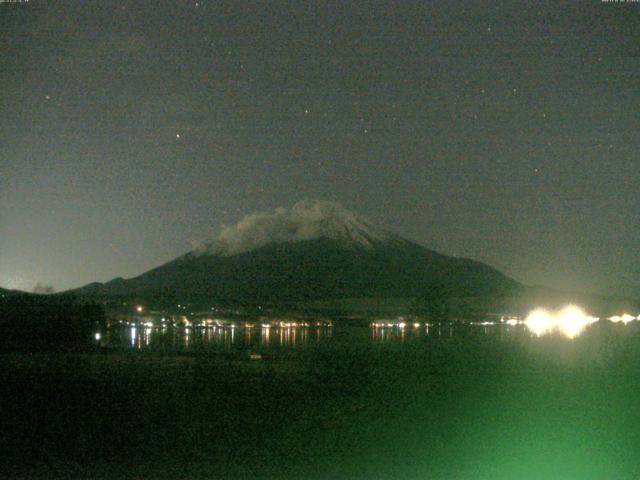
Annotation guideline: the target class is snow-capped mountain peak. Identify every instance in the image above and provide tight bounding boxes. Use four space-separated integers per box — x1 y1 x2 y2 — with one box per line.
208 200 391 256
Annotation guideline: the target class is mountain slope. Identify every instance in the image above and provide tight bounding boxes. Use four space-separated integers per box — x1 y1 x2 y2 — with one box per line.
70 201 521 305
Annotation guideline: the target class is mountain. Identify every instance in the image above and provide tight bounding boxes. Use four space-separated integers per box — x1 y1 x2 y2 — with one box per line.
69 201 521 307
0 287 30 298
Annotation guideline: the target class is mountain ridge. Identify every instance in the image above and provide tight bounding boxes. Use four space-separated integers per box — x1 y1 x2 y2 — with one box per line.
67 201 522 307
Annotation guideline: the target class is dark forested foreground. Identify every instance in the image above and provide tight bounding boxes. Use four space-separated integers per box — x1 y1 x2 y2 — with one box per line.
3 325 640 479
0 293 105 352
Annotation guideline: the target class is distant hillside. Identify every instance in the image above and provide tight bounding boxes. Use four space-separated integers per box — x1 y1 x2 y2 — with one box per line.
0 293 105 351
69 201 521 309
0 287 30 298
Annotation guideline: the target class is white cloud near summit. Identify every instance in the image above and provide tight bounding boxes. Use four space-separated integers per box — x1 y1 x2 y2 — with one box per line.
211 200 388 256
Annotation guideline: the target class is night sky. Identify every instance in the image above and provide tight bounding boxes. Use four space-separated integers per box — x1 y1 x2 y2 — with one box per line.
1 1 638 294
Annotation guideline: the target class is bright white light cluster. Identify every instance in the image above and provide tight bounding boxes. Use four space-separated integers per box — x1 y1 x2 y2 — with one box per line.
608 313 639 324
524 306 599 339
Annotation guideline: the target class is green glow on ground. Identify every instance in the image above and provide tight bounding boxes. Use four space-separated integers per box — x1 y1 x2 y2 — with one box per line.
3 323 640 479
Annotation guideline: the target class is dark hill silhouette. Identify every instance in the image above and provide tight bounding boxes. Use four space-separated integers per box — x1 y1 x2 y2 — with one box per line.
68 201 521 306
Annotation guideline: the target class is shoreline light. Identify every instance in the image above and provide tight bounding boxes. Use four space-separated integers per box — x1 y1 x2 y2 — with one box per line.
524 305 598 339
609 313 637 324
524 309 554 337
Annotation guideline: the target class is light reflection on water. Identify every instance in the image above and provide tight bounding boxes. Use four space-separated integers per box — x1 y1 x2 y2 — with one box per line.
107 324 338 352
104 321 537 352
101 313 640 352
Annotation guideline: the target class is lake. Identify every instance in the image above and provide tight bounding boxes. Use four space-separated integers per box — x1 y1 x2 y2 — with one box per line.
99 321 540 355
3 319 640 479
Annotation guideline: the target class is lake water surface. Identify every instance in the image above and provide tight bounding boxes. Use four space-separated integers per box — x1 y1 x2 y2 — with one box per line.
101 322 538 354
5 320 640 479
